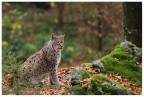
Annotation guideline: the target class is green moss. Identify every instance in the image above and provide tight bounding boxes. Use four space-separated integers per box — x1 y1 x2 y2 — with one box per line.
92 74 107 83
100 45 142 87
81 70 90 80
63 85 88 95
90 80 103 94
91 74 117 95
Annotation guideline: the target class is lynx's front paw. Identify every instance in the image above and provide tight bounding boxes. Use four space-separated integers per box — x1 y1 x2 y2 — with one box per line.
59 82 65 86
52 82 65 86
50 80 65 86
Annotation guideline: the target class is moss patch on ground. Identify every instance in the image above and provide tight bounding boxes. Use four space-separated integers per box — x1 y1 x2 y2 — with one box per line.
63 74 135 95
100 45 142 87
62 85 88 95
81 70 90 80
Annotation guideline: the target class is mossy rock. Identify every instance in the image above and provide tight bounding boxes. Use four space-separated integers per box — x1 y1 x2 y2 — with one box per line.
100 45 142 87
90 74 135 95
92 60 104 73
120 41 142 67
70 69 90 86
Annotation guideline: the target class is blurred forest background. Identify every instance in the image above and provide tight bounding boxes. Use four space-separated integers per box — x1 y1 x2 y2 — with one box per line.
2 2 124 67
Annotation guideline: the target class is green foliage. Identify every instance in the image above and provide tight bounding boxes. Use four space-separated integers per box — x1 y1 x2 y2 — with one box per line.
62 38 78 64
2 52 22 95
2 52 35 95
100 45 142 87
2 52 21 75
2 2 122 69
3 2 123 67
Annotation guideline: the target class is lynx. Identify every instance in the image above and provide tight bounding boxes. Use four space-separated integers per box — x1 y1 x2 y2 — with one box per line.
21 33 65 86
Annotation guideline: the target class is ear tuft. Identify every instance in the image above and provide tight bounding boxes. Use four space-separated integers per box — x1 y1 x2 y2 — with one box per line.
61 34 65 39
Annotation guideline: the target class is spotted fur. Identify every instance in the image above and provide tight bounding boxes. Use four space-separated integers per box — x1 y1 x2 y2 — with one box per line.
21 33 65 86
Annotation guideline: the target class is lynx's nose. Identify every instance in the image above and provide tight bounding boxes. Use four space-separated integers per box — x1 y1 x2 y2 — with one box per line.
59 45 63 49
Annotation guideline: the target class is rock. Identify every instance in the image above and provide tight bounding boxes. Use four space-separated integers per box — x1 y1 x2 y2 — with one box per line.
134 48 142 65
117 89 132 95
120 41 135 52
71 74 82 86
102 79 121 89
70 69 90 86
92 60 104 73
120 41 142 65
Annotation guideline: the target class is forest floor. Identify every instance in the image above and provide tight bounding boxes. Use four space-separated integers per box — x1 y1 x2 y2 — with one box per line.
2 63 142 95
40 64 142 95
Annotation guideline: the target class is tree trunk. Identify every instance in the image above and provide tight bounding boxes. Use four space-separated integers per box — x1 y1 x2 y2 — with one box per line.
123 2 142 47
96 8 103 52
57 2 65 29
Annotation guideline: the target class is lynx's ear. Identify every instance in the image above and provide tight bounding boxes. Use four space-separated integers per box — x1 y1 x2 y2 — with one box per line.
60 34 65 39
61 34 65 39
51 33 57 40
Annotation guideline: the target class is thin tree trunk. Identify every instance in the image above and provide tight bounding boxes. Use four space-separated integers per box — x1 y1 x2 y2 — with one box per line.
97 8 103 52
57 2 65 29
97 19 103 51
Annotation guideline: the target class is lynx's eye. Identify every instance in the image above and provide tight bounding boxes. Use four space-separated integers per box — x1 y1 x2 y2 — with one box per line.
57 41 60 44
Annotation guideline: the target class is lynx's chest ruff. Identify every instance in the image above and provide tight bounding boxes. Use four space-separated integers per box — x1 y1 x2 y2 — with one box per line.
57 52 61 65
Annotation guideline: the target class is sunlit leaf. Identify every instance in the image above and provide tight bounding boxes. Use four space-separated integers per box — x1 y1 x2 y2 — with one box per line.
2 41 8 47
50 2 55 7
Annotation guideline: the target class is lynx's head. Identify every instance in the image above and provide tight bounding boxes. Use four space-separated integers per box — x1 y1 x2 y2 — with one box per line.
51 33 65 51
